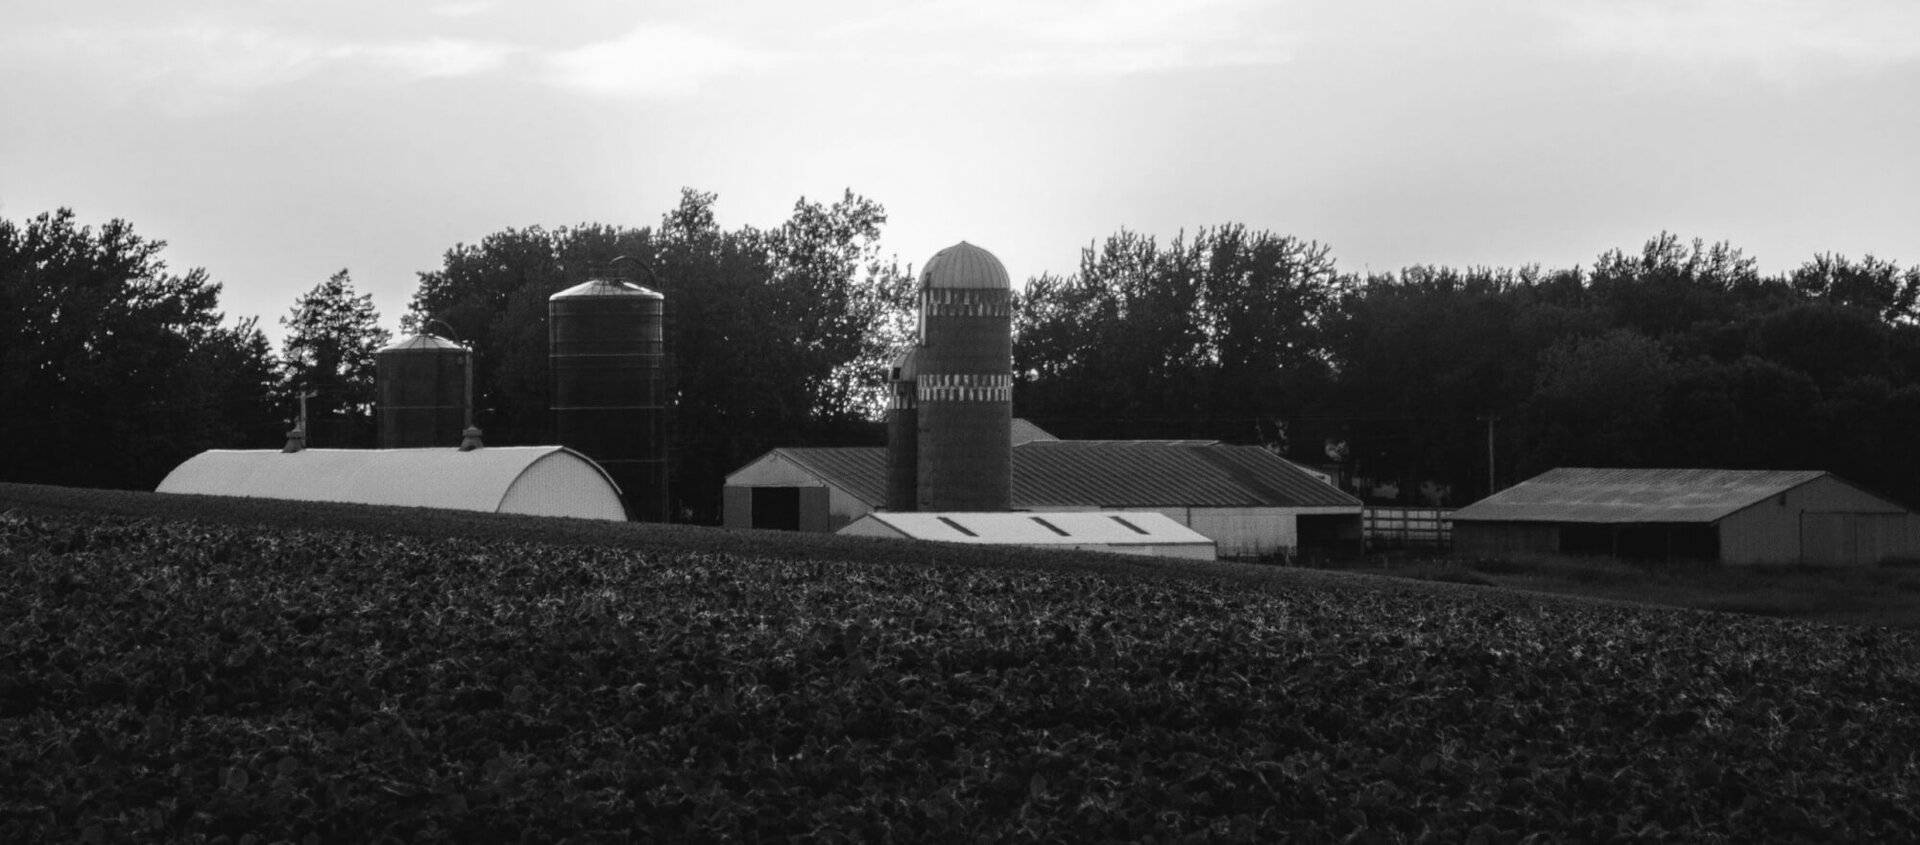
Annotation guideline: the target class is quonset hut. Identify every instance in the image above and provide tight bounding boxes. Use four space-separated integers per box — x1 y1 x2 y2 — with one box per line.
157 446 627 521
549 271 668 522
909 242 1012 511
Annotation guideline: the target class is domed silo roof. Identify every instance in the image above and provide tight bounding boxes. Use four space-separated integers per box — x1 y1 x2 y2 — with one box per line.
920 242 1009 290
378 333 465 353
549 278 664 300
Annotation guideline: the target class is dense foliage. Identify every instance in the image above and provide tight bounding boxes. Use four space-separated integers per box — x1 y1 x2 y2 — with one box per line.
4 489 1918 841
1019 231 1920 506
0 210 280 489
404 189 914 522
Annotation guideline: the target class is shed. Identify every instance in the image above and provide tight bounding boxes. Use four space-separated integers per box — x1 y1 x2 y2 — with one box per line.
1451 468 1920 566
724 438 1361 558
156 447 628 521
839 511 1217 560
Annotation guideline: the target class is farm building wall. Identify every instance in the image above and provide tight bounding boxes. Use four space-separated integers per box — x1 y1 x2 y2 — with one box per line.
1453 522 1560 558
1014 505 1360 559
1719 475 1920 565
721 453 868 532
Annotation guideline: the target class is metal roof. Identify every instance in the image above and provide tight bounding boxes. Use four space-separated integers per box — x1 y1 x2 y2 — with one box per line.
758 441 1359 509
1451 467 1829 524
775 447 890 505
548 279 663 300
920 242 1010 290
842 510 1213 547
1009 418 1057 445
378 333 464 353
1013 442 1359 508
156 446 627 520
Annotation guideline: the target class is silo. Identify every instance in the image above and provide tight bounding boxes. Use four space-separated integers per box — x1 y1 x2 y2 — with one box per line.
915 241 1012 511
549 275 667 522
884 346 921 511
375 333 469 448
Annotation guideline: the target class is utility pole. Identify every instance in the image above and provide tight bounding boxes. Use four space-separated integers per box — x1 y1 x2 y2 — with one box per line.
1478 414 1498 497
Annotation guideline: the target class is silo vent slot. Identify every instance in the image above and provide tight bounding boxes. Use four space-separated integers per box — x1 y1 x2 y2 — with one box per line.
1030 517 1070 537
937 516 978 537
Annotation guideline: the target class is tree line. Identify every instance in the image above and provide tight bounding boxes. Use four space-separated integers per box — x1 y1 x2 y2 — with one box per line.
6 197 1918 517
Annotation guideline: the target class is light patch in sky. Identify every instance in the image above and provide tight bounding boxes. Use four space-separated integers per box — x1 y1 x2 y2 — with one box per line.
1553 0 1920 82
4 20 515 112
827 0 1293 76
544 24 773 98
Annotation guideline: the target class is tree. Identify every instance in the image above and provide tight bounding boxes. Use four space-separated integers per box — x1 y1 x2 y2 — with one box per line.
1014 225 1342 442
0 209 281 489
403 188 913 521
279 270 389 447
1788 253 1920 324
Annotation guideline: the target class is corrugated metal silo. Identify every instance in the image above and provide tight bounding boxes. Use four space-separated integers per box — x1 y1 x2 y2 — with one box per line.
549 275 667 522
915 241 1012 511
375 333 469 448
885 346 920 511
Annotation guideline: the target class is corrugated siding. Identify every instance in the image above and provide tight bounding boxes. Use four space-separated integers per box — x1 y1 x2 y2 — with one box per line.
1452 468 1828 524
772 448 889 505
1012 442 1361 508
745 442 1359 511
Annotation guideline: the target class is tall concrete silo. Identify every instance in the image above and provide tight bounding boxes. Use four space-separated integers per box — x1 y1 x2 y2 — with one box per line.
915 241 1012 511
884 346 921 511
375 333 469 448
549 273 667 522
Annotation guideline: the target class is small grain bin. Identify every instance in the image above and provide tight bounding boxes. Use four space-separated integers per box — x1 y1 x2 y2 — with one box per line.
375 333 469 449
915 242 1012 511
549 273 667 522
885 346 920 511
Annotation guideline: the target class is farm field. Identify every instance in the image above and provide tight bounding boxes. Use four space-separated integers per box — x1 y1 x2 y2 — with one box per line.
1320 552 1920 631
4 482 1919 841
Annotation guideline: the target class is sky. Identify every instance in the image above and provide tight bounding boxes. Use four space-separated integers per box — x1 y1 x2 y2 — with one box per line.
4 0 1917 343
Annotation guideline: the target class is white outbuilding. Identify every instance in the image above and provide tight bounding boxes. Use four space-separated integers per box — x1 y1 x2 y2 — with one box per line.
724 435 1363 558
155 446 628 521
838 510 1218 560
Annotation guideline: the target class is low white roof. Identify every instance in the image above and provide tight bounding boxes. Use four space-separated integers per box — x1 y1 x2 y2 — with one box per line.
842 510 1213 546
156 446 627 521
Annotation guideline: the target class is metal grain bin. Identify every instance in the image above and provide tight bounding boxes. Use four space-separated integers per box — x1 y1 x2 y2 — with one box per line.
914 242 1012 511
885 346 921 511
549 277 667 522
375 333 469 449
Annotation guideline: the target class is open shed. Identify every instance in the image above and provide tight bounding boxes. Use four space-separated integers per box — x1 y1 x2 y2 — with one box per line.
156 446 628 521
838 510 1217 560
1452 468 1920 566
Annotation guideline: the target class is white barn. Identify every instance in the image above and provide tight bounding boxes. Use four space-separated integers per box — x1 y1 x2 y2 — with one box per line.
156 446 628 521
839 510 1217 560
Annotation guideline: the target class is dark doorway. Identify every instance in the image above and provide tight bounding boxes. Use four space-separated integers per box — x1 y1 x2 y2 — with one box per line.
751 487 802 531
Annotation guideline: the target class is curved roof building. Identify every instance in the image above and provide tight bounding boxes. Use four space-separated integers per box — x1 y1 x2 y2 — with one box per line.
156 446 627 521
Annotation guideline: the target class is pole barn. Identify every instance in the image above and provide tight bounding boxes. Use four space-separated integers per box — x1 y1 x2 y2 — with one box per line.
1451 468 1920 566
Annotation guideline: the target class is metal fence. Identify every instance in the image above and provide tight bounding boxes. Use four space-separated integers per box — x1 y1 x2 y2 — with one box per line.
1364 507 1454 551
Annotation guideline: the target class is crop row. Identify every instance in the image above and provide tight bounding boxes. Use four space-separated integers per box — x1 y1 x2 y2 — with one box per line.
3 500 1919 842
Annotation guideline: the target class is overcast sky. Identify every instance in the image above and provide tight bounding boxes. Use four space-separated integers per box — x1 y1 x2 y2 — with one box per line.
4 0 1916 342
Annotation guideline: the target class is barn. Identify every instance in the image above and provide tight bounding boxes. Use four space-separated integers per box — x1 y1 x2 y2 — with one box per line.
723 438 1362 559
156 446 629 521
839 510 1217 560
1451 467 1920 566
